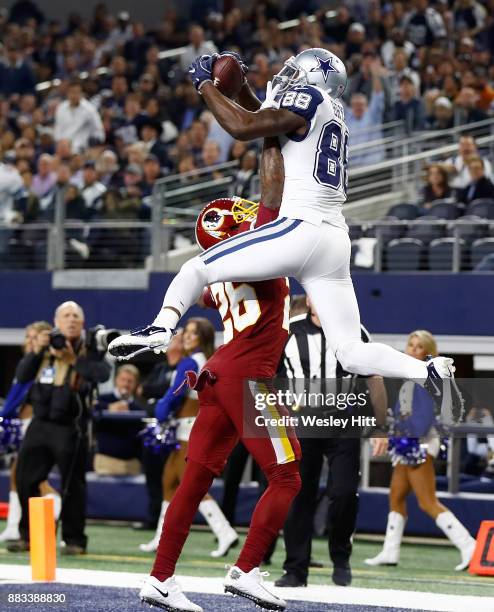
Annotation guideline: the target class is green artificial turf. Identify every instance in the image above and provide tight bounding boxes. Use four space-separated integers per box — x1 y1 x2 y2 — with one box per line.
1 521 493 598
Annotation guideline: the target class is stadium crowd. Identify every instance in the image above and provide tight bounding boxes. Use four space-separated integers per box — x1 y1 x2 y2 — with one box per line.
1 0 494 230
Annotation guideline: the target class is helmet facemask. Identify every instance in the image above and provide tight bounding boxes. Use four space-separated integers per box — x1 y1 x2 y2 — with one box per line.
272 57 308 94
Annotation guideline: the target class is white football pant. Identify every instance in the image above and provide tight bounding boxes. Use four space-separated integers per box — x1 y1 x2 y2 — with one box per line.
156 218 427 379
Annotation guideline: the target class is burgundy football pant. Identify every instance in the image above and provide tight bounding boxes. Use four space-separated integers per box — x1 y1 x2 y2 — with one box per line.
152 377 301 579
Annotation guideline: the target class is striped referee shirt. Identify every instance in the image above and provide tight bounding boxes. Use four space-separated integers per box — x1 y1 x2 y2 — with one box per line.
279 313 371 394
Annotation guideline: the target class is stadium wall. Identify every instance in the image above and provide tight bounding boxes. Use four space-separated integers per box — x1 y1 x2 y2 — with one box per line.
0 271 492 336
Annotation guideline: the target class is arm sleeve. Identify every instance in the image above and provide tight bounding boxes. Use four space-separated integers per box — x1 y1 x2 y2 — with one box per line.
278 85 324 123
155 356 199 422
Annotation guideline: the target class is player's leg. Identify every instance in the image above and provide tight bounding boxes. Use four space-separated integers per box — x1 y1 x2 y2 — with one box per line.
141 394 238 611
217 378 300 611
109 218 307 357
151 392 238 581
299 223 433 379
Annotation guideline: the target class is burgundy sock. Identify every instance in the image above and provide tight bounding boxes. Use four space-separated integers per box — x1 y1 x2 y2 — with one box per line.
236 461 301 573
151 460 215 581
254 202 279 228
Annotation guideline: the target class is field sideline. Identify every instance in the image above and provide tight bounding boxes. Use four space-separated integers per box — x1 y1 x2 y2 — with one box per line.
1 520 494 611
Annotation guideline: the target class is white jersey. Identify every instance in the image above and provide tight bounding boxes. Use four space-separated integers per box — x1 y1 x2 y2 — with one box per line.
277 85 348 229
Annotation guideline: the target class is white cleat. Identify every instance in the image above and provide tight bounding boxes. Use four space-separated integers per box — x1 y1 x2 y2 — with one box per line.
139 576 203 612
108 326 174 360
428 356 455 378
224 566 286 611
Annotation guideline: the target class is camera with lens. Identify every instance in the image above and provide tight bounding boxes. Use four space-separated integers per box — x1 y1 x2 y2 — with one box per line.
86 325 121 353
49 329 67 350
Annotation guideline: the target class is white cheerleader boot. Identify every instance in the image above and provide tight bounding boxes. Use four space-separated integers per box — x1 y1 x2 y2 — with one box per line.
139 500 169 553
0 491 21 542
436 511 476 571
365 511 405 566
43 492 62 521
198 499 239 557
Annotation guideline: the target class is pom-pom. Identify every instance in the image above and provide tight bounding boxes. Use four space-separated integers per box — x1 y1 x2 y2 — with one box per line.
388 436 427 466
139 419 179 455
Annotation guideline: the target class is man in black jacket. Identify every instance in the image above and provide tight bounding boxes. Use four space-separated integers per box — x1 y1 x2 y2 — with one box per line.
8 301 110 555
459 155 494 204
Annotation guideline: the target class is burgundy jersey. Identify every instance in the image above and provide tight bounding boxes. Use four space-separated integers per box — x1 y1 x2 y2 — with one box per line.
205 279 290 378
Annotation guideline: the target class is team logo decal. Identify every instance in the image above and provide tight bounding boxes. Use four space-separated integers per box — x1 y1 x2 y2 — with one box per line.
202 208 226 231
311 56 337 82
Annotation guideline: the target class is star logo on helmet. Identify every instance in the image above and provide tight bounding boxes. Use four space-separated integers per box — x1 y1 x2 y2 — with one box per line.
311 56 337 82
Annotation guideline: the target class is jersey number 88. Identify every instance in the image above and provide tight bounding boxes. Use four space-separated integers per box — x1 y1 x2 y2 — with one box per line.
313 120 349 195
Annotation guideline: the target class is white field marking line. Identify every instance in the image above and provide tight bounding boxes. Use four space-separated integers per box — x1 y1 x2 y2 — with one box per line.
0 565 493 611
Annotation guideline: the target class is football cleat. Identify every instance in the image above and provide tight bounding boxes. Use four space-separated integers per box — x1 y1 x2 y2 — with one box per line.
108 326 174 360
139 576 203 612
224 566 286 611
424 357 464 423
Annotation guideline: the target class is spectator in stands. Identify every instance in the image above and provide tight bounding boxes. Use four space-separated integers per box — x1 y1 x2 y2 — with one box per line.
453 87 488 127
422 163 452 208
445 134 494 189
112 93 146 146
53 80 105 154
389 50 420 104
346 59 386 166
381 27 415 70
0 158 27 229
93 364 143 476
139 118 170 171
427 96 454 130
234 150 258 199
79 160 106 215
393 74 425 133
180 24 218 71
403 0 447 47
453 0 487 37
96 150 120 188
365 331 476 572
142 154 162 197
31 154 56 199
0 40 36 96
458 155 494 204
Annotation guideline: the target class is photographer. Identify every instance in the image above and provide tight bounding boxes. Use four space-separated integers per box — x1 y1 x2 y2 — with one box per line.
8 301 111 555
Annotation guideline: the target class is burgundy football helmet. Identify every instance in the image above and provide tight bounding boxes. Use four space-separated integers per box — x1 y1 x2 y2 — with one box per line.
195 197 258 251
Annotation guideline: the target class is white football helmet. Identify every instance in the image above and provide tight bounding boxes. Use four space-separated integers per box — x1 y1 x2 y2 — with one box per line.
272 48 347 99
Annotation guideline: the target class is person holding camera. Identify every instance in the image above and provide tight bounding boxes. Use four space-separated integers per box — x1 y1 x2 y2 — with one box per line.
7 301 111 555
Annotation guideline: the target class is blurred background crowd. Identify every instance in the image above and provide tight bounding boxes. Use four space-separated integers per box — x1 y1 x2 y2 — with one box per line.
1 0 494 227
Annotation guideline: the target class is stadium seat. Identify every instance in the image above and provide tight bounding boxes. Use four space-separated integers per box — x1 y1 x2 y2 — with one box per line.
471 238 494 269
428 238 465 271
406 217 444 243
385 238 424 271
386 203 420 220
447 216 487 243
370 218 405 242
466 199 494 219
426 201 461 220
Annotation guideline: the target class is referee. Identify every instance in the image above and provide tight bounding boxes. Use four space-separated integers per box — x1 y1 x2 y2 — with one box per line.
276 297 387 587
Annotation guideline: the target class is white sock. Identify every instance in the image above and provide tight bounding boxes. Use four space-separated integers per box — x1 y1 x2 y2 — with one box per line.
153 257 208 327
43 492 62 521
336 341 428 378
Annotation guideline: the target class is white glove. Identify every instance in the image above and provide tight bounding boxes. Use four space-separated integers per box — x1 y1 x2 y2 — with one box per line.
260 80 281 110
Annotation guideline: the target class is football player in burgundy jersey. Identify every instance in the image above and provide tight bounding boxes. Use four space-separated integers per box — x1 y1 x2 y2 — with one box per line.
139 140 301 612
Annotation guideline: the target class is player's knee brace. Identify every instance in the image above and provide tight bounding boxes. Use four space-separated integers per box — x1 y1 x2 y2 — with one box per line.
264 461 302 498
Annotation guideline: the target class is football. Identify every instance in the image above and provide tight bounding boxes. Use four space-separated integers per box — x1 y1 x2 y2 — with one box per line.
212 55 243 98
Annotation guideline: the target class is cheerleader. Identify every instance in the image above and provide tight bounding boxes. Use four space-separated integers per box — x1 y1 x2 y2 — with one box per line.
365 330 475 571
139 318 238 556
0 322 61 542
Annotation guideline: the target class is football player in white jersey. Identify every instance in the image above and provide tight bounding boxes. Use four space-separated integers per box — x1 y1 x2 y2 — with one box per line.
109 49 455 393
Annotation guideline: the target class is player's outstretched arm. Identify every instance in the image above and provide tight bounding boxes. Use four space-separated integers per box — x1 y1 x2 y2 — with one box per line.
260 137 284 211
200 81 306 141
